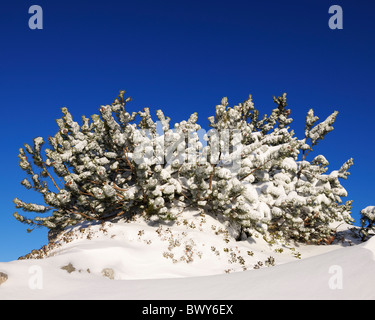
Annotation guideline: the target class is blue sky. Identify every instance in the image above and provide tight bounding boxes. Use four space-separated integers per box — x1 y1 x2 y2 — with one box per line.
0 0 374 261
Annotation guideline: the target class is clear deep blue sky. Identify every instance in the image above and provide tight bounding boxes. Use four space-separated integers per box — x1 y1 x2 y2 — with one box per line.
0 0 374 261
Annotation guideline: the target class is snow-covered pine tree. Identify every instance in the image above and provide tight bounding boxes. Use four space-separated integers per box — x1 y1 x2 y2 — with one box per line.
201 93 354 243
359 206 375 241
14 92 169 233
14 91 214 238
202 94 297 237
268 109 354 243
13 91 354 245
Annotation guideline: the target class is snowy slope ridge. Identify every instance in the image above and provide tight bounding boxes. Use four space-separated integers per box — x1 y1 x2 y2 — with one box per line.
0 210 374 299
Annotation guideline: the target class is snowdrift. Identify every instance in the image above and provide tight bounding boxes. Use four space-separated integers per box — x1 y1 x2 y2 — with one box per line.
0 210 374 300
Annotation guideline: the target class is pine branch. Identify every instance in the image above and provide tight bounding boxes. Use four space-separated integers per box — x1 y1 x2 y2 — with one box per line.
42 163 61 191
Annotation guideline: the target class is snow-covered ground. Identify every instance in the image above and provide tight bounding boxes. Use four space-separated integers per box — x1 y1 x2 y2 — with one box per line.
0 210 374 300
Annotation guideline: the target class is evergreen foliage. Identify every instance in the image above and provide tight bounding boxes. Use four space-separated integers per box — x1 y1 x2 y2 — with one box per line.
359 206 375 241
13 91 355 244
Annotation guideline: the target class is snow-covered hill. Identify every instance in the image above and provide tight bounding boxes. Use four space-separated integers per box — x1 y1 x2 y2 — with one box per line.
0 210 374 300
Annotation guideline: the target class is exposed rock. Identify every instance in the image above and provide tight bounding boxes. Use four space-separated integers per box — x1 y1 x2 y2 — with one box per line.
101 268 115 280
61 263 76 273
0 272 8 285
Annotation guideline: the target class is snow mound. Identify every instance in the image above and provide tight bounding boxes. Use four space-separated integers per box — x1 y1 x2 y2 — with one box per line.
17 210 283 279
0 210 374 299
